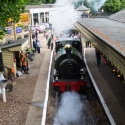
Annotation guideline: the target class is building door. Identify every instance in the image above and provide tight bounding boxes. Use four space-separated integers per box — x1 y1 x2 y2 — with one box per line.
33 13 38 25
14 51 21 68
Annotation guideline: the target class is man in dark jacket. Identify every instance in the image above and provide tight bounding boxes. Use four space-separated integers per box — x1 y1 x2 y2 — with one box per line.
96 50 101 66
47 37 51 49
33 39 37 52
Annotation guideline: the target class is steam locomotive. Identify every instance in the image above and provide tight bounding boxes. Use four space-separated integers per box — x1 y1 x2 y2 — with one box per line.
53 37 87 93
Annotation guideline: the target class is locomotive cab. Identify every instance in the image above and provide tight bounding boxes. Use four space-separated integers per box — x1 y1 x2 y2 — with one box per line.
55 38 82 54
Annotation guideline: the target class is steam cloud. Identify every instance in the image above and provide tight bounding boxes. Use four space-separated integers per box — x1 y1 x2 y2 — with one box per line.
49 0 78 35
53 91 86 125
50 0 106 35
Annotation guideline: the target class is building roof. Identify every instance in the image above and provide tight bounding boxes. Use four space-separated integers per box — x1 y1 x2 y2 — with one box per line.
26 4 63 9
78 18 125 56
1 38 28 50
109 9 125 23
76 4 90 11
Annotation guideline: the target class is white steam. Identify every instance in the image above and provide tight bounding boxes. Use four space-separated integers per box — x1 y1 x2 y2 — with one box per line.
53 91 86 125
49 0 78 34
49 0 106 34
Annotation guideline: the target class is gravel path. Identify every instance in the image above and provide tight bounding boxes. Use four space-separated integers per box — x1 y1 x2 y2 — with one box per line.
0 33 49 125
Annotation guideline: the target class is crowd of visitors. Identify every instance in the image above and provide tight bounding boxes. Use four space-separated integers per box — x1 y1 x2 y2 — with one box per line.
20 50 29 74
32 28 41 53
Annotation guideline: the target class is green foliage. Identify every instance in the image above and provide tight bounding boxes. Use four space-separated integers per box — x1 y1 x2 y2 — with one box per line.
84 0 90 8
27 0 56 4
27 0 43 5
74 0 84 8
120 0 125 9
0 0 29 39
102 0 122 14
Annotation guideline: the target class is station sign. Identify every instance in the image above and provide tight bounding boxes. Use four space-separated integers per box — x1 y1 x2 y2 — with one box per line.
20 13 29 23
5 28 13 34
16 27 22 33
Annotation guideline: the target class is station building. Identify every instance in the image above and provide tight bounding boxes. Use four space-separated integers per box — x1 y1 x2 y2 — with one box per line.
0 13 30 77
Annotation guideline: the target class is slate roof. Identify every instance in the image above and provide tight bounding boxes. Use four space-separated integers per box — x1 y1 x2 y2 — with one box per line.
26 4 63 9
109 9 125 23
1 38 28 50
78 18 125 56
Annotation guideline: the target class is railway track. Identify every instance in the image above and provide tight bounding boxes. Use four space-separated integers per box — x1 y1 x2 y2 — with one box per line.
45 46 110 125
52 92 98 125
46 79 110 125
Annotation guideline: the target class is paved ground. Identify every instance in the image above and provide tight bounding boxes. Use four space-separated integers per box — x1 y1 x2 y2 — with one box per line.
85 47 125 125
0 32 51 125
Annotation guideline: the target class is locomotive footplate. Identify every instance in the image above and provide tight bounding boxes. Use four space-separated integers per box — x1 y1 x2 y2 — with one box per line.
53 80 86 92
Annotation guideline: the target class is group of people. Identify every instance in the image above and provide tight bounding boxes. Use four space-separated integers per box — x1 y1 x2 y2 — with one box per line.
32 30 38 39
32 29 41 53
20 50 29 74
71 32 81 39
47 34 58 51
33 38 41 53
19 29 52 75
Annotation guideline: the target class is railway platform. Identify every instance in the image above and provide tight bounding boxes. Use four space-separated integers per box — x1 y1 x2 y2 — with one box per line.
0 31 52 125
84 47 125 125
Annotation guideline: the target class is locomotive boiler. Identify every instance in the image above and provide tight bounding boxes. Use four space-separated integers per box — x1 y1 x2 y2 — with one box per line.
53 38 87 93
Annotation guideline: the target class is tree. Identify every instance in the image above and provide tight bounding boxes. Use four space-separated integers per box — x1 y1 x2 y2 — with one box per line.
0 0 29 39
27 0 43 5
120 0 125 9
102 0 121 14
27 0 56 4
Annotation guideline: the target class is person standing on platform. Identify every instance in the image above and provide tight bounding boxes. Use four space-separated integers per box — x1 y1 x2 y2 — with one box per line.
25 53 29 73
36 40 41 53
47 36 51 49
32 30 35 39
46 32 48 40
43 31 46 37
35 30 38 38
96 50 101 66
33 38 37 52
51 36 55 51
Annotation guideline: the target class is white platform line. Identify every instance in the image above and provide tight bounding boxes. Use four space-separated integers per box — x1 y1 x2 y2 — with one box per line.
41 49 54 125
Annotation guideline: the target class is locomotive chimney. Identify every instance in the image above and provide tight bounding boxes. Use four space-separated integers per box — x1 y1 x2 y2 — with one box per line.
64 44 72 58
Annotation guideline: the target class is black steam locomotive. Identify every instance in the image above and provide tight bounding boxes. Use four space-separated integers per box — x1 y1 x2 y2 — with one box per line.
52 37 87 93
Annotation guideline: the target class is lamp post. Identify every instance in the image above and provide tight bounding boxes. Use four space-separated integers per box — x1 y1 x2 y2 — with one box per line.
28 25 32 48
0 48 7 102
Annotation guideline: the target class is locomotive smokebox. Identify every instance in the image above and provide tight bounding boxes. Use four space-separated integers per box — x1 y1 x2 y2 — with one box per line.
64 44 72 58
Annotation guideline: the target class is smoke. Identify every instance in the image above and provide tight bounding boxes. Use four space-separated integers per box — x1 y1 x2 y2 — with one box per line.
53 91 86 125
50 0 78 35
49 0 106 34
